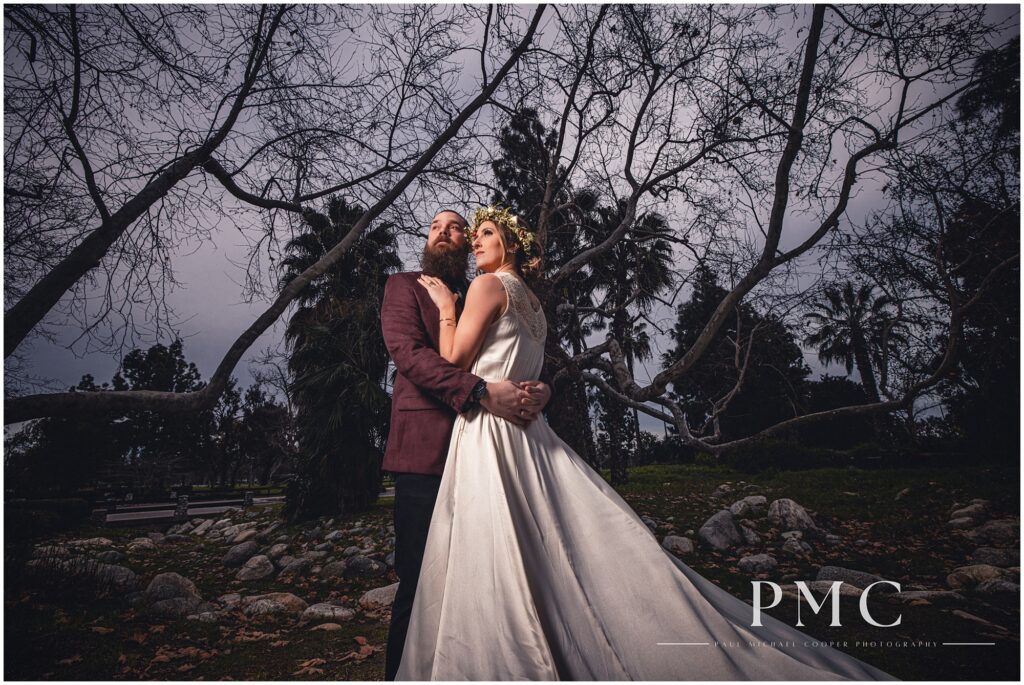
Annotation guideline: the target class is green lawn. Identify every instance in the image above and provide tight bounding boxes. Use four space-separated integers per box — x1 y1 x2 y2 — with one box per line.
5 463 1019 680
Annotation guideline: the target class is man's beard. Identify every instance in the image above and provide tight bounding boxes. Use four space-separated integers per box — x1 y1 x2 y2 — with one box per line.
421 242 469 287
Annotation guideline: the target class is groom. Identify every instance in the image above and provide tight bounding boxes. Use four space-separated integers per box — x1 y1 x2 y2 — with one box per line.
380 209 550 680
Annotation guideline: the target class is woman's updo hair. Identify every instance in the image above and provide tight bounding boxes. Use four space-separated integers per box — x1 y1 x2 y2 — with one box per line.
469 205 545 281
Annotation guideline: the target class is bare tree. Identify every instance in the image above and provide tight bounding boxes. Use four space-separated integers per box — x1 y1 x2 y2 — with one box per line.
7 3 1013 463
5 4 547 423
471 5 1011 454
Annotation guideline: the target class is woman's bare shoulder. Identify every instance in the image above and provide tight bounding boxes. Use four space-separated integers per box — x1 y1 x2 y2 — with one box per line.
467 272 504 294
465 273 507 315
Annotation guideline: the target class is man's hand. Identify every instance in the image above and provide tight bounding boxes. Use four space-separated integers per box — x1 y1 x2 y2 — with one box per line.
479 380 551 426
516 380 551 422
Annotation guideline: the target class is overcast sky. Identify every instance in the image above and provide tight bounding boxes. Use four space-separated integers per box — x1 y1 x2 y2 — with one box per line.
6 4 1019 436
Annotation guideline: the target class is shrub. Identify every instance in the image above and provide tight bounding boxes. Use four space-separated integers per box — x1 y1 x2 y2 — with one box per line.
723 439 838 474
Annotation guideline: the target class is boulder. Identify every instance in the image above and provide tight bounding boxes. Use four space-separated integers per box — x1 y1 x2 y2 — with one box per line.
951 502 989 522
149 597 208 617
342 546 362 557
948 517 975 530
325 530 346 542
168 521 194 535
782 538 812 557
965 519 1019 546
310 622 343 631
32 544 72 559
232 529 259 545
974 579 1020 597
144 572 201 603
946 564 1012 590
971 547 1020 568
96 550 126 564
661 535 694 557
67 537 113 549
26 556 136 592
321 560 348 578
698 510 744 551
359 582 400 610
890 590 966 606
740 526 760 547
711 484 734 499
641 516 657 531
236 555 276 581
257 522 282 542
729 496 767 519
816 566 893 591
146 532 165 544
208 518 232 534
738 554 777 574
191 519 214 536
241 592 308 617
767 499 818 532
302 603 356 622
127 538 157 553
343 556 388 578
782 581 865 599
222 541 259 567
279 557 313 577
218 593 242 609
186 611 221 623
143 572 205 616
265 543 289 560
385 551 396 568
219 522 257 541
93 563 138 592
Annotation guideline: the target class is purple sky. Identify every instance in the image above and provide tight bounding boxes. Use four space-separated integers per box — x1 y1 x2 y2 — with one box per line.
6 5 1018 436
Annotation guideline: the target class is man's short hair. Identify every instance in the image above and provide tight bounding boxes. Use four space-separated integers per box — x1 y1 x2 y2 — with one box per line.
433 209 468 228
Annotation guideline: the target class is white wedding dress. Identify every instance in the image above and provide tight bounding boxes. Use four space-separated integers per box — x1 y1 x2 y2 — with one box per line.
396 272 896 681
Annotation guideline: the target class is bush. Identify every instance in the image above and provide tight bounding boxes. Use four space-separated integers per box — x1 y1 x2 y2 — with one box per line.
7 498 91 527
722 439 840 474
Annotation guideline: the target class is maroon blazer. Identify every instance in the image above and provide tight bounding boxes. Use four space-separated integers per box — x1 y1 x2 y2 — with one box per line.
380 271 481 476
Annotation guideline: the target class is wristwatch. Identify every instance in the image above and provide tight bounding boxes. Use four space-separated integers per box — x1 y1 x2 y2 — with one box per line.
462 379 488 411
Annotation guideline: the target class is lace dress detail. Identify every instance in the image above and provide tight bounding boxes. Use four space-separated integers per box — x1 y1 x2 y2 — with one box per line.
494 271 547 341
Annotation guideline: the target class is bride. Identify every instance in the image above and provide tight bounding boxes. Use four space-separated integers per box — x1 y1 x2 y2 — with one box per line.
396 206 895 681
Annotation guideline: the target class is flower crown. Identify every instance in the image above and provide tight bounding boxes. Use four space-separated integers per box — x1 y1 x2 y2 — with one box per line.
468 205 536 257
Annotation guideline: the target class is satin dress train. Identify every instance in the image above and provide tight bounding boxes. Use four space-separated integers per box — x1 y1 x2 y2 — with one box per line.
396 272 896 681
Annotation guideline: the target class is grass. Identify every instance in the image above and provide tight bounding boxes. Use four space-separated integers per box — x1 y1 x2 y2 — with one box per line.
5 463 1019 680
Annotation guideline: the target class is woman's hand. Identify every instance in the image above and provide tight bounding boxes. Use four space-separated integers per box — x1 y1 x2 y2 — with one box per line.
417 275 459 316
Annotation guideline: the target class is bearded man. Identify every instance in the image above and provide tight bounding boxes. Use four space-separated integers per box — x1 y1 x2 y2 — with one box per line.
379 209 551 680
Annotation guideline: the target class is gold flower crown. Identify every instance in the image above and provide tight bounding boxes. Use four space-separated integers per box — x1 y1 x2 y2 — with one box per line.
468 205 536 256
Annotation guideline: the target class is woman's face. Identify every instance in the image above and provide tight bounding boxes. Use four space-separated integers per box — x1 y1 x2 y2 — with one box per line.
472 220 511 273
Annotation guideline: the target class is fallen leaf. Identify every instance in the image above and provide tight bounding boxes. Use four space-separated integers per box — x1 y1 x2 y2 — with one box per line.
58 655 82 666
90 626 114 635
293 666 325 676
310 623 342 632
177 664 196 673
270 640 290 647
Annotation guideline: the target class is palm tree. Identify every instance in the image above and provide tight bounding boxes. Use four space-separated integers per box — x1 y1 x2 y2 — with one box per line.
280 197 402 520
803 282 902 404
586 204 675 484
490 108 602 467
